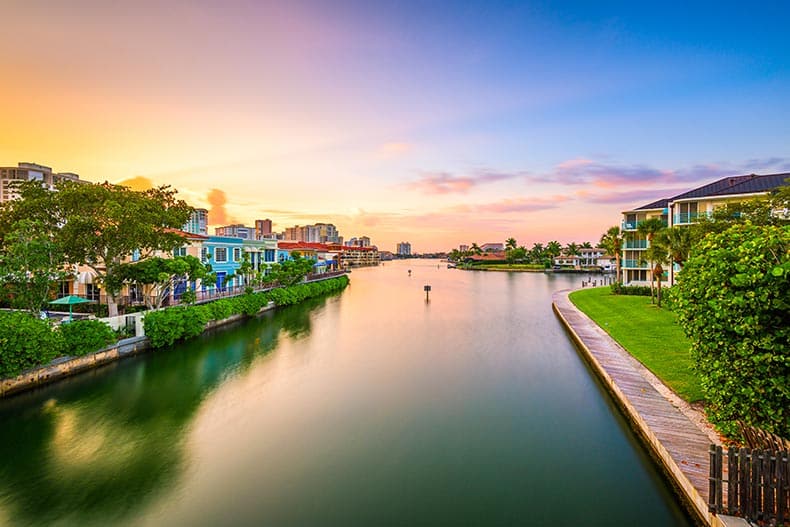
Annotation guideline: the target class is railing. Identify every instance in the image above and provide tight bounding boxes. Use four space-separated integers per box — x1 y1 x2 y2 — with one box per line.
623 259 649 268
621 221 638 231
674 212 700 224
624 240 648 249
709 445 789 525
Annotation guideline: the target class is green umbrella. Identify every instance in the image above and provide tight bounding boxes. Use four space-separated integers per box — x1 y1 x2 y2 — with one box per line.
49 295 91 321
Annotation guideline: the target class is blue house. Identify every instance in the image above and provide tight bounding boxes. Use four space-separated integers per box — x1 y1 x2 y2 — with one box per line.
202 236 244 292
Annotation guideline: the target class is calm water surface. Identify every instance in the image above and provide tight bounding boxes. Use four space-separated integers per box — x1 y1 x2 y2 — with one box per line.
0 260 693 526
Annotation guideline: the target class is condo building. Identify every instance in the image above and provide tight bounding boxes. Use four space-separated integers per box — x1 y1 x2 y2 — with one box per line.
0 162 82 203
396 242 411 256
620 173 789 285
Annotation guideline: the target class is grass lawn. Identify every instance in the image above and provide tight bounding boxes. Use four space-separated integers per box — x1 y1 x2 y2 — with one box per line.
468 264 545 271
569 287 704 403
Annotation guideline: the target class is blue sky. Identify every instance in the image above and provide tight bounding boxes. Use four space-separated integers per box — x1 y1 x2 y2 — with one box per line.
2 0 788 250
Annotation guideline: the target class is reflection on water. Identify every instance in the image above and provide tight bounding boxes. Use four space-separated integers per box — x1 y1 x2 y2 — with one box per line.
0 296 329 526
0 263 692 526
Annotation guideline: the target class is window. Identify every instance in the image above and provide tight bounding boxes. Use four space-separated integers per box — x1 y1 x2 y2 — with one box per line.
233 247 241 261
174 246 187 257
86 284 100 302
58 281 70 297
264 249 275 262
215 247 227 262
201 247 209 262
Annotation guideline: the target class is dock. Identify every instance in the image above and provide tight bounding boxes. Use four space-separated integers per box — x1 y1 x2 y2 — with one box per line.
552 289 746 527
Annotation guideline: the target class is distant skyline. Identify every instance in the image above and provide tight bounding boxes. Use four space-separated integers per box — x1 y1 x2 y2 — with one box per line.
2 1 788 251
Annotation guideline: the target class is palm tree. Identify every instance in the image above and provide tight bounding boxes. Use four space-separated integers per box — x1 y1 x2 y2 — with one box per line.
470 242 482 256
546 240 562 258
659 226 693 269
530 242 544 264
505 237 517 251
637 218 666 299
642 242 669 307
565 242 579 257
599 226 623 282
580 241 592 249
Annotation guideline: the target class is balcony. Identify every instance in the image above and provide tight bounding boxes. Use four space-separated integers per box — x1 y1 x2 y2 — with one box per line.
621 220 638 231
623 259 649 269
624 239 648 249
673 212 700 225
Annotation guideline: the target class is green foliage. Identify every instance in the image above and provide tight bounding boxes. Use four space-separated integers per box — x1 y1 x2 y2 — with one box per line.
0 219 72 313
0 179 193 317
59 320 117 357
674 223 789 438
599 226 623 282
266 256 315 287
144 276 349 348
0 312 64 378
180 288 197 305
116 255 211 309
143 305 211 348
610 283 652 296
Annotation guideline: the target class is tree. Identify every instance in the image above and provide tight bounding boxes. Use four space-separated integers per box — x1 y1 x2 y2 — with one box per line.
637 218 666 300
1 181 193 317
545 240 562 258
565 242 579 257
581 241 593 249
505 246 527 263
642 242 668 307
115 255 212 309
266 255 314 287
674 223 789 438
0 219 73 313
599 226 624 283
530 242 544 263
470 243 483 255
658 226 693 269
505 238 517 251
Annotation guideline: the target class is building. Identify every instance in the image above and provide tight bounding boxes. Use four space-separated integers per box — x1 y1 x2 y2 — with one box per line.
202 236 245 291
184 208 209 236
1 162 82 202
459 244 469 253
242 238 278 276
282 223 341 243
620 173 789 285
255 219 273 239
215 224 255 240
553 248 611 270
481 242 505 252
396 242 411 256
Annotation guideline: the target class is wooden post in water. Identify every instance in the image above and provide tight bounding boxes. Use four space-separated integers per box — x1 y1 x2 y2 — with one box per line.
424 284 431 301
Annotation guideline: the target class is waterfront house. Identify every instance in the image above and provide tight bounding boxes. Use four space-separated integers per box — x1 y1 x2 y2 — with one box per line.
620 172 789 285
202 236 244 292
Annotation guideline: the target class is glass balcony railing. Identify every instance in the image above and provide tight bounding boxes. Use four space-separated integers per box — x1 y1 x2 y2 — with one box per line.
623 259 649 269
624 240 648 249
621 221 637 231
673 212 699 224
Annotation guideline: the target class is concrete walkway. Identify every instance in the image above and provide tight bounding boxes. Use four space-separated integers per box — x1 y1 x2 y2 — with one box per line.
552 289 744 527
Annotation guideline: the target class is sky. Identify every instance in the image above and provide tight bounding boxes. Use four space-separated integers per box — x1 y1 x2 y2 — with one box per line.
1 0 788 252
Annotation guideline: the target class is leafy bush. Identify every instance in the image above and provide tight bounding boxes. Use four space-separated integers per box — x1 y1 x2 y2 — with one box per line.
143 276 349 349
674 223 789 438
59 319 117 356
0 312 64 377
610 283 651 296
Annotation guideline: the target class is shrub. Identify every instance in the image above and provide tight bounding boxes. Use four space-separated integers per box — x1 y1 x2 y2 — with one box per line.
0 312 64 378
144 276 349 349
59 319 117 356
610 283 651 296
674 223 789 439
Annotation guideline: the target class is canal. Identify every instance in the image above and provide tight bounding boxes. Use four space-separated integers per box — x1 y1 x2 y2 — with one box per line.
0 260 694 526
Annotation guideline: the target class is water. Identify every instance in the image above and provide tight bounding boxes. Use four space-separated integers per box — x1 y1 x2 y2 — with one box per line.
0 260 693 526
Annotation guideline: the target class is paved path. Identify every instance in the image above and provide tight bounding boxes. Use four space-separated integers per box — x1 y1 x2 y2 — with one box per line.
552 289 733 527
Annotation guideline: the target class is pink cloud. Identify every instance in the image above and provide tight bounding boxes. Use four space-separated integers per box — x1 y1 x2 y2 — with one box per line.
405 170 520 194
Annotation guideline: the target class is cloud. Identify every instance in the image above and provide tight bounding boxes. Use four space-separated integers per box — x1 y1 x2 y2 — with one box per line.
116 176 154 190
207 188 235 225
405 170 520 194
577 187 691 205
473 195 568 213
536 157 790 188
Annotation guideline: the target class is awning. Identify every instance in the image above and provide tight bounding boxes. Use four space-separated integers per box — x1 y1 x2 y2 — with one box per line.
77 270 97 284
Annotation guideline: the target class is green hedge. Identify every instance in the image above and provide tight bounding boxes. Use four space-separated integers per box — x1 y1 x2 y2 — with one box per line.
60 319 117 357
144 276 349 349
0 312 64 378
610 283 652 296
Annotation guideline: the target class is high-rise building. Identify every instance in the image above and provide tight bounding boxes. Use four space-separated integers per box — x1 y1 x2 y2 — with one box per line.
0 162 82 202
397 242 411 256
459 244 469 252
255 219 273 239
215 224 255 239
184 208 209 236
283 223 341 243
